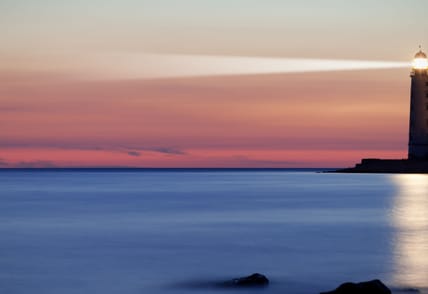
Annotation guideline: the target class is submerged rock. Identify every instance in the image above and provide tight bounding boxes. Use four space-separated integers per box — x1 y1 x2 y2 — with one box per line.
321 279 391 294
222 273 269 287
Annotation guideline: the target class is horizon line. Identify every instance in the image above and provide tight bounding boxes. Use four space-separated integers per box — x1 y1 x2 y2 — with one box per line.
0 167 339 171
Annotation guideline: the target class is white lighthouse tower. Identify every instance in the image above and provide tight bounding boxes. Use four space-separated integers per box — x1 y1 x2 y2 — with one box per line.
408 48 428 160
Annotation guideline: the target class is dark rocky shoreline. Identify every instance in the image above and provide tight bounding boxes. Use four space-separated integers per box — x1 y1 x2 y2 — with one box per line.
334 159 428 173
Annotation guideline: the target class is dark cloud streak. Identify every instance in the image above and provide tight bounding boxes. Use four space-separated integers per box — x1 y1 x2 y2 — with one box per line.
0 142 186 156
135 147 186 155
14 160 57 168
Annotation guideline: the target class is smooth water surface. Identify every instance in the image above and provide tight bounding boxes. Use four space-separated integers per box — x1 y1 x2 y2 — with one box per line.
0 170 427 294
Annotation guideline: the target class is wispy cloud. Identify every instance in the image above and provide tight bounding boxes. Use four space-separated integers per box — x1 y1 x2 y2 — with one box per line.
14 160 56 168
0 142 186 156
139 147 185 155
127 151 141 157
108 146 186 156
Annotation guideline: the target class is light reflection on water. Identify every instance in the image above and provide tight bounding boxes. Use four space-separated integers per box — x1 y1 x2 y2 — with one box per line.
391 174 428 288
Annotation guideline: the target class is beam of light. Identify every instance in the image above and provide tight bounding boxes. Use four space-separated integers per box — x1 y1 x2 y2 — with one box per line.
84 53 410 80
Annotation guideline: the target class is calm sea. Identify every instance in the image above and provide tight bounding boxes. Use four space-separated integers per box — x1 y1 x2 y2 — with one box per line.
0 170 427 294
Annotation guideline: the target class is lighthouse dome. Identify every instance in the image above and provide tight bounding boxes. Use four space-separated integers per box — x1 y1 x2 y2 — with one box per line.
415 50 427 58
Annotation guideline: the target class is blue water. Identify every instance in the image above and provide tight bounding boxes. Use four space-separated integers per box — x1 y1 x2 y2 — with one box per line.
0 170 427 294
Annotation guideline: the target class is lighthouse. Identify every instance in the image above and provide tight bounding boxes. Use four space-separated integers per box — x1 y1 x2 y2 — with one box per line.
408 48 428 160
337 48 428 172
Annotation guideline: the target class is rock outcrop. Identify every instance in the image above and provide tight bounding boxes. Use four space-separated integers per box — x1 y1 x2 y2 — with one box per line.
321 279 391 294
222 273 269 287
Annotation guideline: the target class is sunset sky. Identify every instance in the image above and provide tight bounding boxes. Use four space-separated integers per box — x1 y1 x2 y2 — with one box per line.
1 0 428 168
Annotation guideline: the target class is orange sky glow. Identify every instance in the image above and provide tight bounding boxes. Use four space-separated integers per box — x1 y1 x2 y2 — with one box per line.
0 70 410 168
1 0 426 168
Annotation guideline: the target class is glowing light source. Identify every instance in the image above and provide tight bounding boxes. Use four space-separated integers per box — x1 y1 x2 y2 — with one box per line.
412 57 428 69
412 48 428 70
